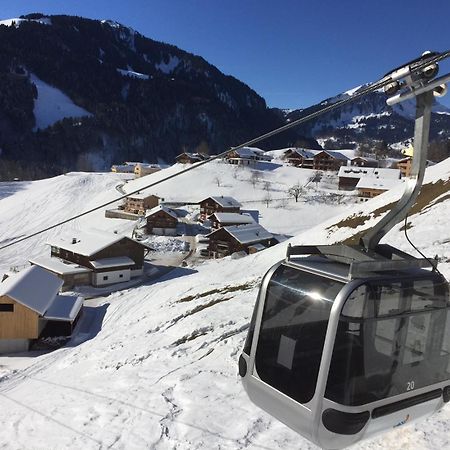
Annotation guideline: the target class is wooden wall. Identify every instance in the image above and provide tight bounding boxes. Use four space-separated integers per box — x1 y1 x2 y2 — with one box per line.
0 295 39 339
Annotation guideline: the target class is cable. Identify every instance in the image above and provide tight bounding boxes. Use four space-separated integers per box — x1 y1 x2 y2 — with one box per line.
403 215 442 275
1 50 449 252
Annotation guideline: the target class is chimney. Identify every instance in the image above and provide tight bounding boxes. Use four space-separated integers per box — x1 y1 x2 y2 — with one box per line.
72 238 77 244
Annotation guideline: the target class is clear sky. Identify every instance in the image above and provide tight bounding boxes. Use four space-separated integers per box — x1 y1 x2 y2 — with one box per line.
1 0 450 108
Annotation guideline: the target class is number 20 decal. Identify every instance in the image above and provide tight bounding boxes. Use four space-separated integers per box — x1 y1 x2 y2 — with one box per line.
407 381 415 391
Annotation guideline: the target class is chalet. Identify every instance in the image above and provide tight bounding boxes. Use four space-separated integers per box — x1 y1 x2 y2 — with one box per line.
0 266 83 353
111 163 135 173
395 157 434 178
199 196 241 221
350 156 378 168
207 223 275 258
338 167 401 191
209 212 255 230
134 163 162 178
283 148 315 168
225 147 272 165
31 230 148 289
144 205 178 236
356 177 403 199
312 150 349 171
175 152 208 164
124 192 160 215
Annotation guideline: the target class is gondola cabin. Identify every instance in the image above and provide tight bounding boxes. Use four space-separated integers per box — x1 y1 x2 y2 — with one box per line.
239 249 450 449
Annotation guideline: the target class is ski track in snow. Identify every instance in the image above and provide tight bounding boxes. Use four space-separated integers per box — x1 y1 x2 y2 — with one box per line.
0 159 449 449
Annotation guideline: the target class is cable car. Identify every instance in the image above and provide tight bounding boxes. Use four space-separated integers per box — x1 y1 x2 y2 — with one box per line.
239 55 450 449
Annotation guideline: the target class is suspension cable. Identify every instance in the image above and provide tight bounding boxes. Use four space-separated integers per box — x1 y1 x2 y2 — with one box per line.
1 50 449 251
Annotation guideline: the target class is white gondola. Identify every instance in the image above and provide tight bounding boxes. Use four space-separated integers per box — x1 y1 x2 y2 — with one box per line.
239 53 450 449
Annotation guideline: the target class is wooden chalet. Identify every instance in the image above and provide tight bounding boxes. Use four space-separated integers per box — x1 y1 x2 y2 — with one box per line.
31 230 148 289
144 205 178 236
199 196 241 221
124 192 160 215
283 148 315 168
0 266 83 353
175 152 208 164
396 157 412 177
225 147 272 165
111 163 135 173
350 156 378 168
209 212 255 230
338 167 401 191
356 177 403 199
206 223 275 258
313 151 349 171
134 163 162 178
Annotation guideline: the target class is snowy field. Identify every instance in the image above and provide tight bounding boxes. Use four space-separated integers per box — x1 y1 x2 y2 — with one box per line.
0 159 449 449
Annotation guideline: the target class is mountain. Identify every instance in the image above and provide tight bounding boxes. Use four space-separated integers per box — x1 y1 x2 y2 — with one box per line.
0 13 315 179
283 85 450 156
0 156 449 448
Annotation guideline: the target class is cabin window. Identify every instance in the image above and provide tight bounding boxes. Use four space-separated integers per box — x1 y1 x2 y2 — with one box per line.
119 274 123 278
255 264 342 404
0 304 14 312
326 276 450 406
103 275 108 281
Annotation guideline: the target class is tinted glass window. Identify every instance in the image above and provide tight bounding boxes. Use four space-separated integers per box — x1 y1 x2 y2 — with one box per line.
0 304 14 312
326 275 450 406
255 265 343 404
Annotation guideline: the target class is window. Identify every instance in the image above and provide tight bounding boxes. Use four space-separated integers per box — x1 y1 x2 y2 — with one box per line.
103 275 108 281
0 304 14 312
326 276 450 406
119 274 123 278
255 265 343 404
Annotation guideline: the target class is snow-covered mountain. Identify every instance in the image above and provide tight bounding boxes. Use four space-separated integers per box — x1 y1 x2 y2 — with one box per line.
0 156 449 449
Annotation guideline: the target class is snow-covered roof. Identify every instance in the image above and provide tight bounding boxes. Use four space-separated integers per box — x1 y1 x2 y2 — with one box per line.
43 295 83 322
176 152 206 161
127 191 160 200
47 230 138 257
321 150 349 161
285 148 315 159
356 177 404 190
202 196 242 208
30 256 92 275
232 147 272 160
248 243 267 251
0 266 63 315
338 167 401 180
210 212 255 225
145 204 178 220
208 223 273 245
90 257 135 269
111 164 135 172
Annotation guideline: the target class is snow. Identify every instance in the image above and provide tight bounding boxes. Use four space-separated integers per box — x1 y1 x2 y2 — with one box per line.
117 68 150 80
30 256 92 275
44 295 83 321
211 212 255 225
0 156 449 449
207 223 273 245
90 257 135 269
30 73 92 131
155 55 180 74
0 17 52 27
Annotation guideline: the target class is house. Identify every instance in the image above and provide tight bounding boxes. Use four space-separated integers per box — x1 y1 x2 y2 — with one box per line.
350 156 379 168
283 148 315 168
356 177 403 199
0 266 83 353
338 167 401 191
124 192 160 215
209 212 255 230
111 162 137 173
395 157 434 178
225 147 272 165
144 205 178 236
134 163 162 178
175 152 208 164
199 196 241 221
312 150 349 171
207 223 275 258
31 230 148 289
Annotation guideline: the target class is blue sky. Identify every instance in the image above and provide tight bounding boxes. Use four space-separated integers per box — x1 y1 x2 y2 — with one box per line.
1 0 450 108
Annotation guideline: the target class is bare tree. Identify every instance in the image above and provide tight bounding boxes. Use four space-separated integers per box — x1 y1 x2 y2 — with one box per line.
250 171 260 188
263 180 271 192
263 192 272 207
213 176 221 187
288 183 304 202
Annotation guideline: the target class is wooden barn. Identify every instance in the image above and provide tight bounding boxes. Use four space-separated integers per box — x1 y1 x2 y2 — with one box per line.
312 151 349 171
31 230 148 289
175 152 208 164
124 192 160 215
209 212 255 230
145 205 178 236
206 223 275 258
283 148 315 168
199 196 241 221
0 266 83 353
225 147 272 165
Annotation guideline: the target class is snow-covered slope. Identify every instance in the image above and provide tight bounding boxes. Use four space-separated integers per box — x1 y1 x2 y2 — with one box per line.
0 159 449 449
30 73 92 131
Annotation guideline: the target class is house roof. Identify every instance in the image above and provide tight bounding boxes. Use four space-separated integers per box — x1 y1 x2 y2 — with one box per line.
201 196 242 208
127 191 160 200
44 295 83 322
145 204 178 220
320 150 349 161
356 177 403 190
231 147 272 160
210 212 254 225
111 164 135 172
30 256 92 275
175 152 206 161
207 223 273 245
90 256 135 269
47 229 141 257
338 166 401 180
285 148 315 159
0 266 63 315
